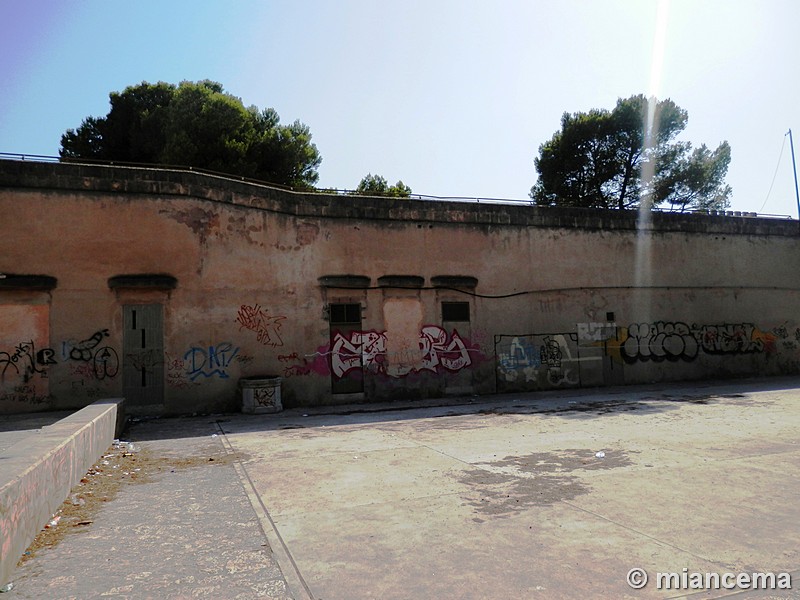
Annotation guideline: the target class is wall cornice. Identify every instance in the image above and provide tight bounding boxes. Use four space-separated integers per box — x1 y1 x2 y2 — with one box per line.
0 159 796 237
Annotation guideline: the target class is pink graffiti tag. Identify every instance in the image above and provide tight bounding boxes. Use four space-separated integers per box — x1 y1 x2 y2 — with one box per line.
236 304 286 347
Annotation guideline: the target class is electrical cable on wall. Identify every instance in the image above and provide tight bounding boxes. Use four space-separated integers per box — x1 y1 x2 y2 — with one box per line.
759 134 787 213
325 284 800 300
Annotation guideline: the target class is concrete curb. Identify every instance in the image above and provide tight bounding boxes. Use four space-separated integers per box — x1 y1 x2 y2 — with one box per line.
0 398 123 587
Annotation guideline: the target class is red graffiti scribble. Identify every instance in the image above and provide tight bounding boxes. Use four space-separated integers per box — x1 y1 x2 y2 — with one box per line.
236 304 286 347
283 363 312 378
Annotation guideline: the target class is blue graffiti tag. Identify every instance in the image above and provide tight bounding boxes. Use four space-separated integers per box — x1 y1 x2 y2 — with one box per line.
184 343 240 381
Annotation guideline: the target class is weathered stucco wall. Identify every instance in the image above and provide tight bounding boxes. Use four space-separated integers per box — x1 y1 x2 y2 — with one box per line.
1 159 799 414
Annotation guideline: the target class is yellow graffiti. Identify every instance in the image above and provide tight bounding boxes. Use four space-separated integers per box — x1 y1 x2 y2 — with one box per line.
595 327 628 365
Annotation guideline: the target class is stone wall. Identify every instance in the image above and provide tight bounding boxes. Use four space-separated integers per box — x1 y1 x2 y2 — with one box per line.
1 159 799 413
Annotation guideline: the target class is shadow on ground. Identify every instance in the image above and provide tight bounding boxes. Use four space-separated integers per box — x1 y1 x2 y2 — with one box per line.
36 375 795 443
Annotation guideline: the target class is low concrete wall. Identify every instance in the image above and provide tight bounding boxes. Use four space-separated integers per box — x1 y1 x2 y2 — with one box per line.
0 398 123 587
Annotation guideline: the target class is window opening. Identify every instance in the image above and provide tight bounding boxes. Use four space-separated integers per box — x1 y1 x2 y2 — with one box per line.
442 302 470 322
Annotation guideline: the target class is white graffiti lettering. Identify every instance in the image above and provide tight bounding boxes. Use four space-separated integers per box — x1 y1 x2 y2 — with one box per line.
330 326 475 379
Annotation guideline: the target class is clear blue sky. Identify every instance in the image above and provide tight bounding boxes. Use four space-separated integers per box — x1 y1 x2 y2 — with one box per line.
2 0 799 216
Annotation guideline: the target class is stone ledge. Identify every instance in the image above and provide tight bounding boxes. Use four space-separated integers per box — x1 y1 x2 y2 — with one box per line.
107 274 178 290
0 274 58 291
0 398 123 587
1 159 797 237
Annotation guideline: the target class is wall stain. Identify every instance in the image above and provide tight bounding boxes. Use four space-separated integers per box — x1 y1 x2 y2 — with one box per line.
163 207 220 244
295 222 319 246
160 206 220 273
225 214 263 244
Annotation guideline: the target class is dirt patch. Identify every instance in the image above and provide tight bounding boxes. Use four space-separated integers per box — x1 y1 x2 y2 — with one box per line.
458 449 633 517
17 439 245 566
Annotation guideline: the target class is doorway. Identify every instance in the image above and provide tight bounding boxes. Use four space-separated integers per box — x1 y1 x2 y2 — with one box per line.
329 302 364 394
122 304 164 409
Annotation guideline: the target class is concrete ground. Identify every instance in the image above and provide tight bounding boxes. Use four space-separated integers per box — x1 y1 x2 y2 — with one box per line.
6 378 800 599
0 411 71 453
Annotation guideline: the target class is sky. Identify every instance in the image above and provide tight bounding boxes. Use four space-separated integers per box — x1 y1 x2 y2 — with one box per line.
1 0 799 216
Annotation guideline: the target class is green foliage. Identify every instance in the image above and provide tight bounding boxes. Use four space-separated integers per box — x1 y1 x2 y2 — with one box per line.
652 141 732 211
530 94 731 211
60 80 321 189
354 173 412 198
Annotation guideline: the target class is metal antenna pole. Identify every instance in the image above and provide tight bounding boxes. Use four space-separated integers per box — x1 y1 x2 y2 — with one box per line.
789 129 800 220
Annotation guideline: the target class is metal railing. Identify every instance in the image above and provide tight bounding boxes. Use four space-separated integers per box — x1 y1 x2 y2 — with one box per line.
0 152 791 218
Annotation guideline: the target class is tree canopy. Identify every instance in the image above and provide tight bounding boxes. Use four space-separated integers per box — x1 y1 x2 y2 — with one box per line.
530 94 731 211
354 173 412 198
60 80 322 189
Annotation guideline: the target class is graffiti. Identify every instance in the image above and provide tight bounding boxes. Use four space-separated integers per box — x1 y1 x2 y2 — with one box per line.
328 326 477 379
58 329 120 380
331 330 385 377
254 386 277 408
65 329 109 361
418 326 473 373
0 341 51 383
37 348 57 366
282 352 324 378
235 354 254 366
577 322 616 342
498 337 539 370
69 362 97 381
769 323 800 351
165 356 199 389
496 333 580 389
608 321 776 364
540 336 563 368
1 329 118 394
0 385 49 405
236 304 286 347
283 362 312 378
69 348 119 381
278 352 299 363
184 343 240 381
167 374 194 389
500 320 780 391
619 322 699 363
696 324 774 355
773 326 789 340
92 347 119 380
126 349 163 371
2 330 116 393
